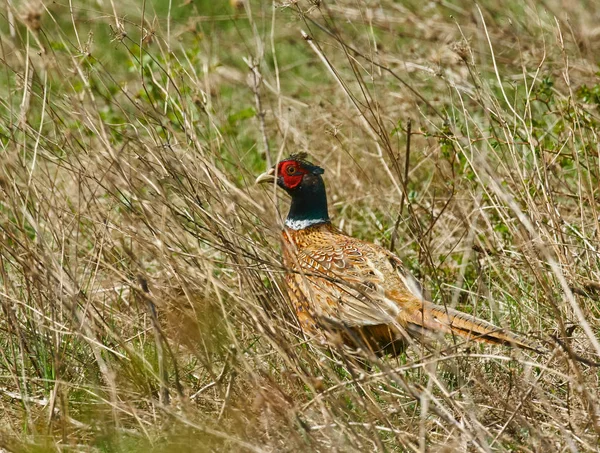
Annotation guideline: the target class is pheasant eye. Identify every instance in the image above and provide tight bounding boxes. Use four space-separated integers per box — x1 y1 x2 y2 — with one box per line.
285 165 296 175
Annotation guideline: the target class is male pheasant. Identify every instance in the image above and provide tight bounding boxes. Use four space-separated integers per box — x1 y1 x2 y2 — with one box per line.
257 154 540 355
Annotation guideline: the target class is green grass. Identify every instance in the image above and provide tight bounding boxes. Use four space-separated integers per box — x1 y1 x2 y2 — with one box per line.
0 0 599 451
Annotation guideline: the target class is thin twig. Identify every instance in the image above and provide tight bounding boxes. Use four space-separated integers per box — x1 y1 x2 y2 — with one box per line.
390 119 411 253
245 58 271 167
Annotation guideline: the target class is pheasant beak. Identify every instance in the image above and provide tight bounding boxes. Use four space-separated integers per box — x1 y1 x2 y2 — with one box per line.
255 167 276 185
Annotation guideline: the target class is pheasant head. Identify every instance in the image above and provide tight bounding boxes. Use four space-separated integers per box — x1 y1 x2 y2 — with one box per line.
256 154 330 230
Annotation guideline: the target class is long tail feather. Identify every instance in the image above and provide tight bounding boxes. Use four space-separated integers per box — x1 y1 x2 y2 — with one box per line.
406 301 543 352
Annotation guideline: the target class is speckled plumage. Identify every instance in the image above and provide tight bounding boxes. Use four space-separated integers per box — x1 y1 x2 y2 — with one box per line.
282 222 539 354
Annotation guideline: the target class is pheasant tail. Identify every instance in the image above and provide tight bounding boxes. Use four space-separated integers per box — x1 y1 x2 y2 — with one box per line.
405 301 541 352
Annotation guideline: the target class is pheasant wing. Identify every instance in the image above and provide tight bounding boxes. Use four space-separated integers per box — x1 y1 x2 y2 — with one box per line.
287 239 419 328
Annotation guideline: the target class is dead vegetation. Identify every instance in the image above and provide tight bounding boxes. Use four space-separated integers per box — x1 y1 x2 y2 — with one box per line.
0 0 599 451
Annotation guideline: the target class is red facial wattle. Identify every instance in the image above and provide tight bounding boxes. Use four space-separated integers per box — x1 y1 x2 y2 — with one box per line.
278 160 308 189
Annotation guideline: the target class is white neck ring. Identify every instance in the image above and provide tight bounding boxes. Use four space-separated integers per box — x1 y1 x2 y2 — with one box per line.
285 218 327 230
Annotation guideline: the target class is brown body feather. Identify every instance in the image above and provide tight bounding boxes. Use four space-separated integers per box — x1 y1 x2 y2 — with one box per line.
282 222 540 355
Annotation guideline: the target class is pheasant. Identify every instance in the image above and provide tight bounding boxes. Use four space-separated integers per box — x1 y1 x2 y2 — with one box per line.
256 154 541 355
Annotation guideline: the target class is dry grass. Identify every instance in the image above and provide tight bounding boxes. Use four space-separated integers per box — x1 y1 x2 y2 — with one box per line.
0 0 599 451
